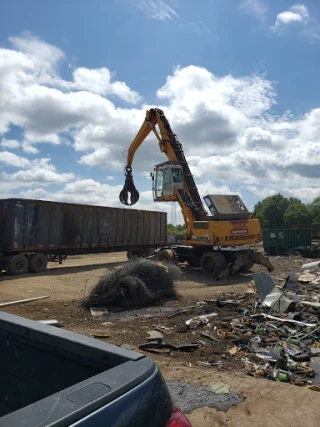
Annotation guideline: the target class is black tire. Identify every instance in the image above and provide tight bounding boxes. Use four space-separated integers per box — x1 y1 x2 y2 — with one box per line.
200 252 226 277
155 249 175 263
7 254 29 275
29 253 48 273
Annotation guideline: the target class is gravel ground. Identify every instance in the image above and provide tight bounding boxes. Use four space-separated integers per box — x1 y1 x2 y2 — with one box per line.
1 251 320 426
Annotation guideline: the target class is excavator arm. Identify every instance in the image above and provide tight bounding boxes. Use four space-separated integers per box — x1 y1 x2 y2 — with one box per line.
120 108 207 236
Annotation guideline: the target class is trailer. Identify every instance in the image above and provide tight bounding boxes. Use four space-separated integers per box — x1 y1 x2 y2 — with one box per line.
0 198 167 275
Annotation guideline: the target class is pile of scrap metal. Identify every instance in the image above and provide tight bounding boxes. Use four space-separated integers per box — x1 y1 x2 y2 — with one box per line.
239 269 320 389
164 264 320 391
295 243 320 258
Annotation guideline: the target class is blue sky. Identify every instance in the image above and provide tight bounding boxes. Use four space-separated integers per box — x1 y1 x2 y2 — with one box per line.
1 0 320 223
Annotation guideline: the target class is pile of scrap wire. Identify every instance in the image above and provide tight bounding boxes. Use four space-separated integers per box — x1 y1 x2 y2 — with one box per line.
82 258 180 308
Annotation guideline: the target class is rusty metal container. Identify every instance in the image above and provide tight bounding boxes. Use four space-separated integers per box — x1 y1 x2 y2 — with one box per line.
0 199 166 255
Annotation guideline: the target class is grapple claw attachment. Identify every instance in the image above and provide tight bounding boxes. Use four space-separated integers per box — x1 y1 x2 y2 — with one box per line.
119 168 139 205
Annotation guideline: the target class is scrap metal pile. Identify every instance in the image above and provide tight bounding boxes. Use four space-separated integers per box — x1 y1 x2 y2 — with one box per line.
240 264 320 390
136 260 320 392
295 244 320 259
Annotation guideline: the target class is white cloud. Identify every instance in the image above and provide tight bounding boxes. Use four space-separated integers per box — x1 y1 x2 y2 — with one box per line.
271 4 309 30
9 33 64 65
72 67 140 103
1 158 74 184
0 151 30 168
240 0 268 21
1 33 320 221
21 142 39 154
0 139 20 149
134 0 178 21
0 33 141 149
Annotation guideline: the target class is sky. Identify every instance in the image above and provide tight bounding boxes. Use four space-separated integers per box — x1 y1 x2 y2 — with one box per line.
1 0 320 224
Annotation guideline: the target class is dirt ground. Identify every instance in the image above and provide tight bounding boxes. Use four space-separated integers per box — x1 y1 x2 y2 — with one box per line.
1 252 320 426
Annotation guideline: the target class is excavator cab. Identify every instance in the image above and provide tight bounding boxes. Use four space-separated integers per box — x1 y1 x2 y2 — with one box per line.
152 161 184 201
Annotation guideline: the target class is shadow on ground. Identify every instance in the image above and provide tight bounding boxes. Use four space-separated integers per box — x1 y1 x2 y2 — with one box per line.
179 266 253 287
0 259 254 287
0 261 122 280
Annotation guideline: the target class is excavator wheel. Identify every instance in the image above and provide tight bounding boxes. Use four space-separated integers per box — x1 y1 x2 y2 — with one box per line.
200 252 227 277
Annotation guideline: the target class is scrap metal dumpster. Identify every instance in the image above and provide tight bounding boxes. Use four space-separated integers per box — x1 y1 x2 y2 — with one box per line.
0 198 167 275
262 228 311 255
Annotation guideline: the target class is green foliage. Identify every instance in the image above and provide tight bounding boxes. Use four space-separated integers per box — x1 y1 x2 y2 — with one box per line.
254 194 289 228
310 196 320 224
254 193 320 228
167 223 186 235
283 201 312 226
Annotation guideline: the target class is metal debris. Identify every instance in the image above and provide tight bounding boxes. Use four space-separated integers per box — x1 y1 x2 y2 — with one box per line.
185 312 218 329
228 346 238 356
139 339 200 352
93 332 110 338
204 382 231 394
38 320 63 327
147 330 164 340
200 331 220 342
90 306 108 316
0 296 49 308
301 261 320 273
197 361 222 368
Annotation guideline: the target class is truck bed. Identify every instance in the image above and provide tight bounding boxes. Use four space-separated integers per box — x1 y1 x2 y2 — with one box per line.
0 312 173 427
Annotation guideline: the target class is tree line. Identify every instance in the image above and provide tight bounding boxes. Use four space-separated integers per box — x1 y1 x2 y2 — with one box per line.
254 194 320 229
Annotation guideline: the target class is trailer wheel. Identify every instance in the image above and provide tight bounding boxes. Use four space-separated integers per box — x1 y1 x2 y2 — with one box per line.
200 252 226 277
29 253 48 273
155 249 175 263
7 254 29 275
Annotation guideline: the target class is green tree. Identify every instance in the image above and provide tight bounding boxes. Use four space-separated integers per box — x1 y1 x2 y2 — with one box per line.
167 223 186 235
283 200 312 226
310 196 320 224
254 194 289 228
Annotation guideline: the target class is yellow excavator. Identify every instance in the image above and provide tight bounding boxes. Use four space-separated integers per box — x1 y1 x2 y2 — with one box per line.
120 108 273 279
